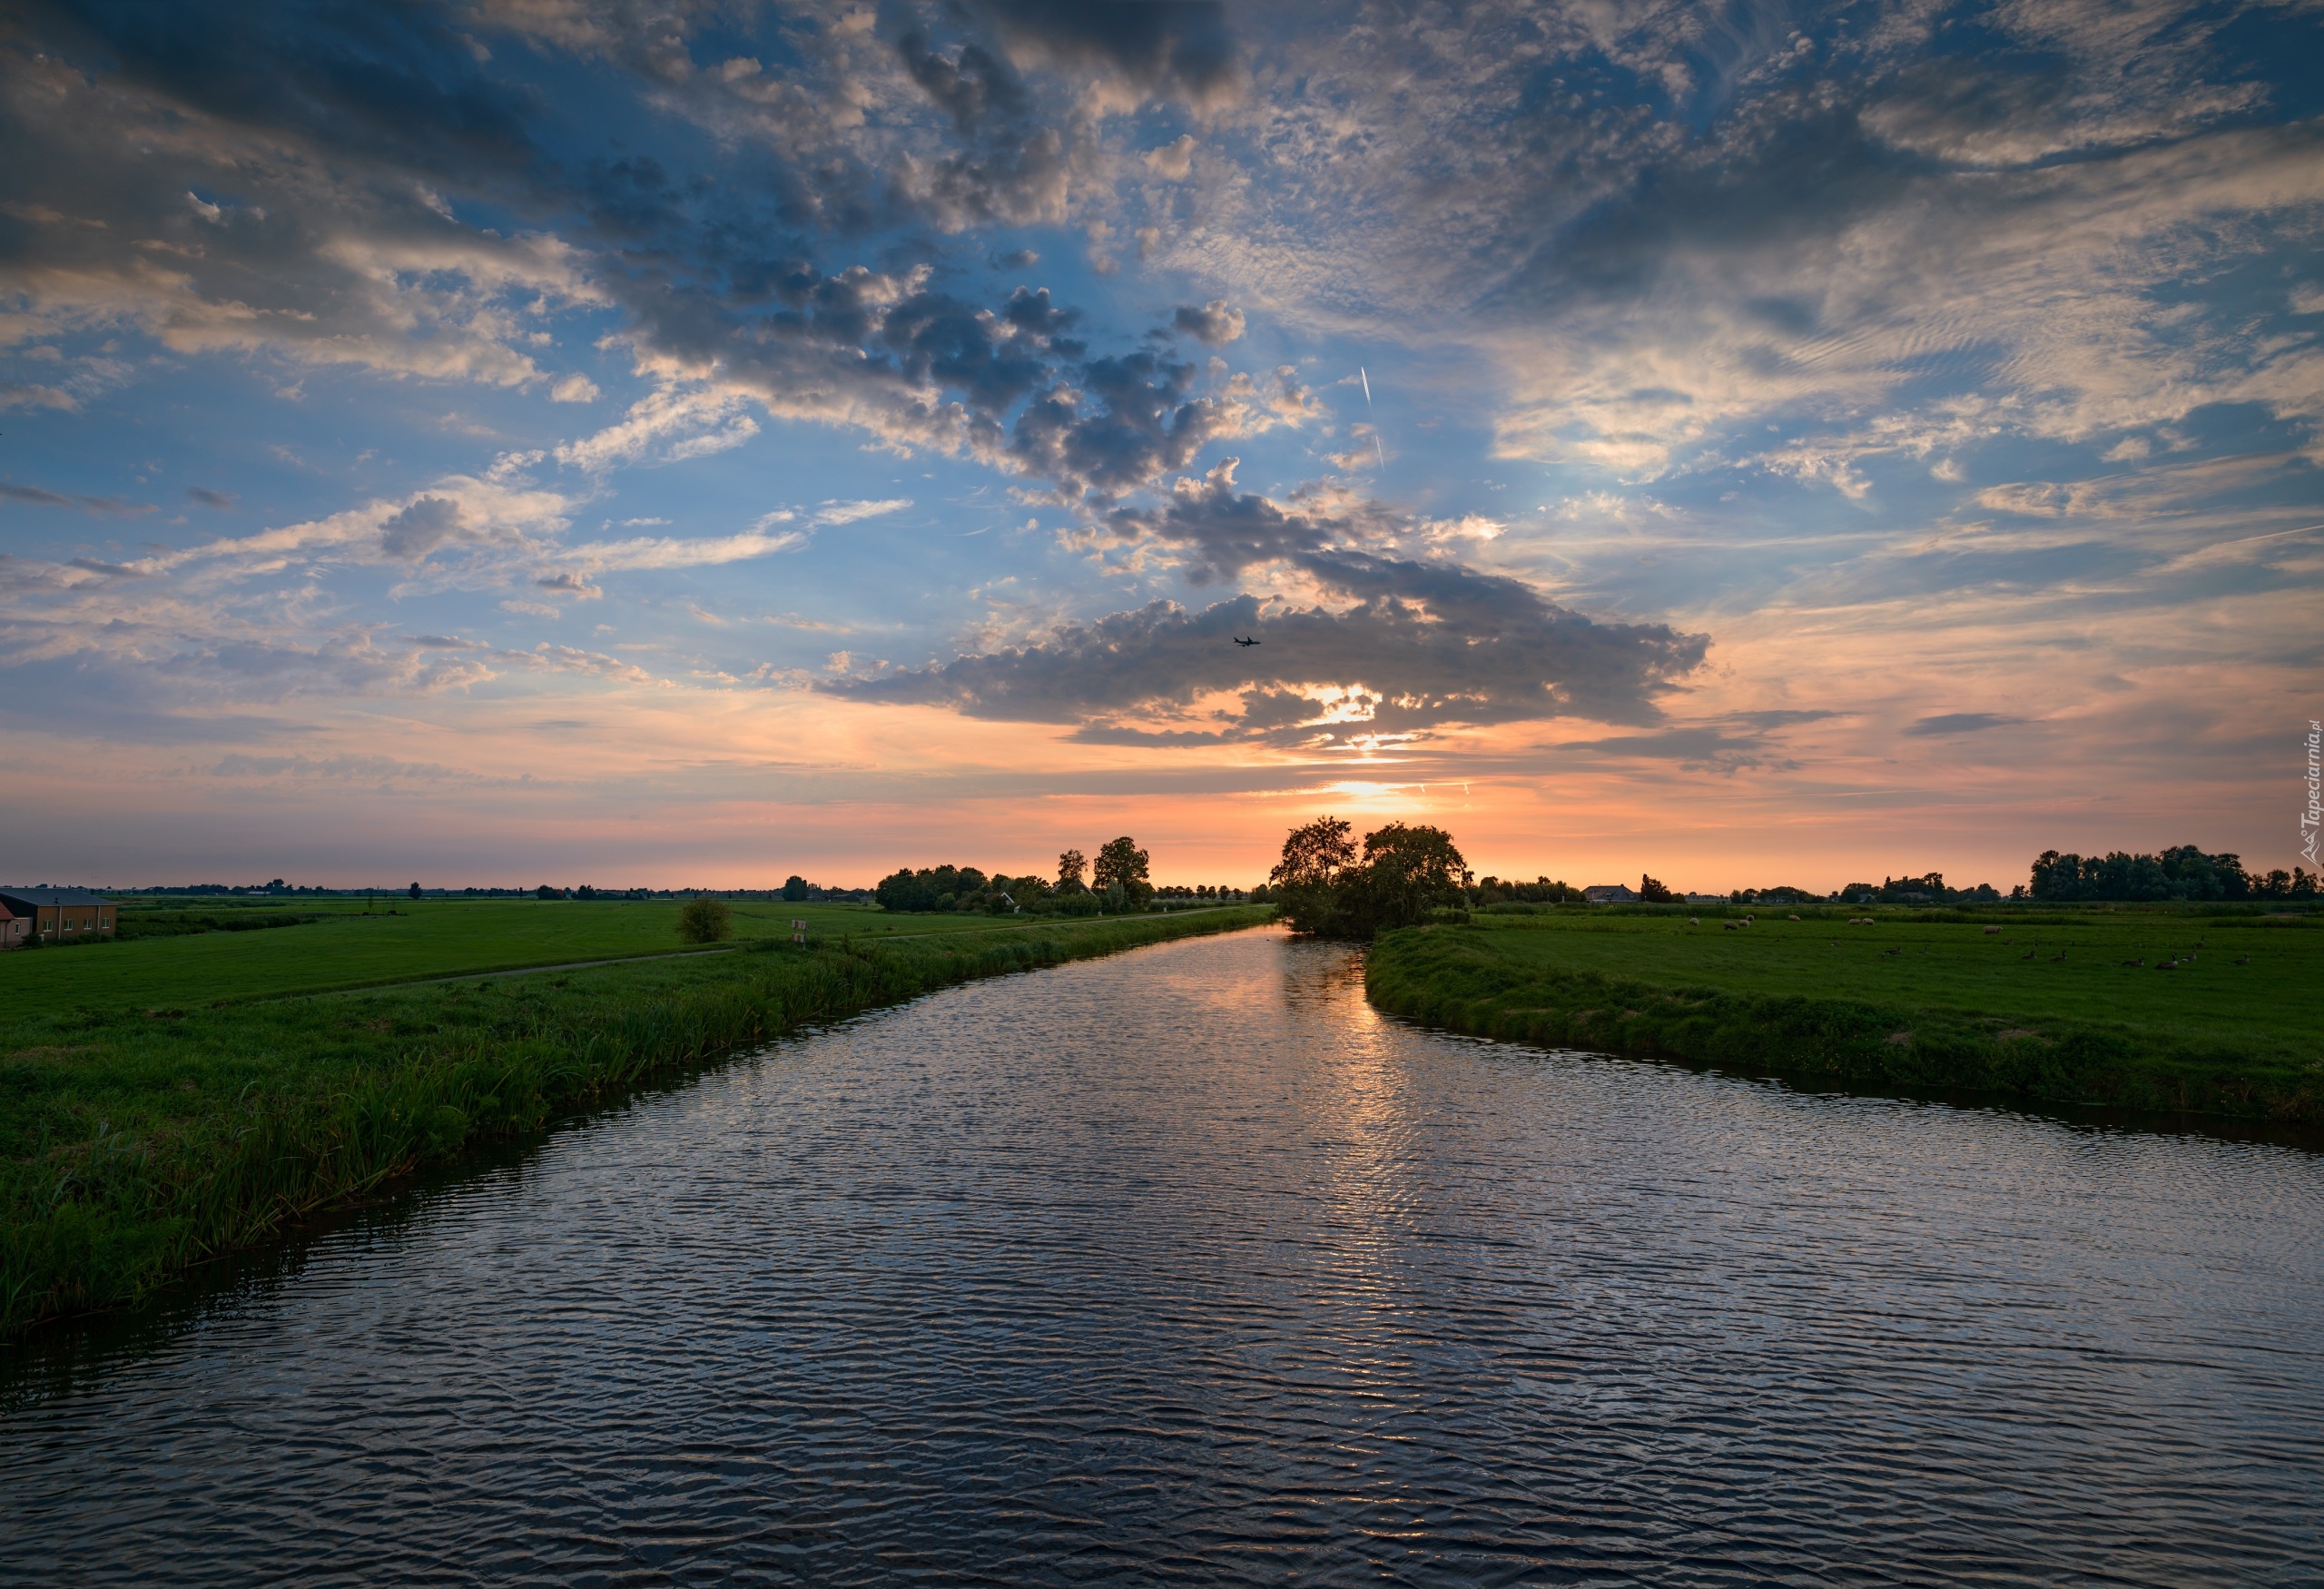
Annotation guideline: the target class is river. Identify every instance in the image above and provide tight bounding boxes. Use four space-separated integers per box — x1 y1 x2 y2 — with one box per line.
5 927 2320 1584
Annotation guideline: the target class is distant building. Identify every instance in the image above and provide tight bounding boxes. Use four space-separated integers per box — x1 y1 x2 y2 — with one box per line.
1582 883 1639 903
0 888 118 945
0 899 25 950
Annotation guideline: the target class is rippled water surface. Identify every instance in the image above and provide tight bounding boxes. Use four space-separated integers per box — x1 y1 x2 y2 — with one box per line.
6 928 2323 1584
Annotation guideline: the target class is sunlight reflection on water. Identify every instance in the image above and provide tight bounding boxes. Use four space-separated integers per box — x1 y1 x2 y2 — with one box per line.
5 927 2321 1584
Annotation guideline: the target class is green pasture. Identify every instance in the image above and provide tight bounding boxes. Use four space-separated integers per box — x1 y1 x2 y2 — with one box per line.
1 897 1091 1017
1366 907 2323 1124
1 906 1277 1333
1452 909 2321 1051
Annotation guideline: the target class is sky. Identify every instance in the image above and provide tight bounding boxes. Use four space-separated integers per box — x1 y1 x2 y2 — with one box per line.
2 0 2319 893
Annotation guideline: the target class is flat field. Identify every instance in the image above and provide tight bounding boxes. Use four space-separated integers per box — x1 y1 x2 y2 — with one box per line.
1366 906 2324 1122
1454 909 2320 1050
1 897 1087 1017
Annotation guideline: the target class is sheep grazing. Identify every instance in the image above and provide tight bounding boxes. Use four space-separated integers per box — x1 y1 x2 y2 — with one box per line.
1982 925 2003 935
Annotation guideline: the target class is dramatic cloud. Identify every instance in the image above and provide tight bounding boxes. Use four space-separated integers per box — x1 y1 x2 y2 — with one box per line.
1 0 2313 883
823 568 1706 749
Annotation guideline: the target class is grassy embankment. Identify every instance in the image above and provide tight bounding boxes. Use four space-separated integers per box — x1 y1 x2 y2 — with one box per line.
1 904 1273 1335
1366 906 2324 1121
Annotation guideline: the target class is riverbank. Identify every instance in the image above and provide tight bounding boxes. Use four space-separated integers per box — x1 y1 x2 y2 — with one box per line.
1365 911 2324 1122
1 908 1274 1336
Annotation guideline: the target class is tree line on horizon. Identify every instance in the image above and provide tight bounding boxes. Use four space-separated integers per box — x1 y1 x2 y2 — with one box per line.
2025 846 2316 903
853 829 2320 933
1263 820 2323 939
872 838 1258 917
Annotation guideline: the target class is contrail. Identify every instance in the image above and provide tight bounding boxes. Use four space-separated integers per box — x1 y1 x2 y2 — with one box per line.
1359 367 1384 469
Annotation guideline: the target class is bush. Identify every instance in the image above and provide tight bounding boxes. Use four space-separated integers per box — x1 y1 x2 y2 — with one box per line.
676 895 732 943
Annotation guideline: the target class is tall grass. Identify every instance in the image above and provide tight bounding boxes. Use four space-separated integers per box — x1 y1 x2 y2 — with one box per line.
1 910 1270 1337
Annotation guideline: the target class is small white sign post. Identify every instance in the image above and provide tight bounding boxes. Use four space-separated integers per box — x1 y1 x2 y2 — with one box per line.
791 918 807 944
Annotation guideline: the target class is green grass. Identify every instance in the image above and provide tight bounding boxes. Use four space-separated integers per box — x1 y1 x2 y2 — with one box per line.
1365 907 2324 1122
3 898 1106 1017
0 906 1275 1336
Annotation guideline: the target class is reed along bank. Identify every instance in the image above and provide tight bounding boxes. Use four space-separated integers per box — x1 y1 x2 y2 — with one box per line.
2 908 1274 1336
1364 908 2324 1125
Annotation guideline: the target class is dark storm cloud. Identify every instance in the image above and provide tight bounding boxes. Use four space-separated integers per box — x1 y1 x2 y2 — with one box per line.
977 1 1237 105
1098 461 1386 584
891 26 1068 225
610 256 1238 500
1009 348 1228 499
1487 91 1930 316
1000 287 1082 349
822 570 1705 746
13 0 541 179
0 2 1278 507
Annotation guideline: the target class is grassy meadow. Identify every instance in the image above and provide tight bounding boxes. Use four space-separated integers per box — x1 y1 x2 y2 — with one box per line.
1 904 1275 1336
5 896 1058 1017
1367 906 2324 1122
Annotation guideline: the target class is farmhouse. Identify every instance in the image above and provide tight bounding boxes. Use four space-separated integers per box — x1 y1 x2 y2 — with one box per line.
0 887 118 946
1582 883 1639 903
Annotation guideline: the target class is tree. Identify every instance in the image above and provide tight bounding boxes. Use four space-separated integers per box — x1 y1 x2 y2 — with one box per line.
1271 816 1354 889
409 881 422 900
1639 873 1674 903
1355 823 1471 932
2029 845 2255 902
1057 848 1088 893
1268 816 1357 933
1269 817 1468 937
676 895 732 943
782 874 809 902
1093 836 1151 903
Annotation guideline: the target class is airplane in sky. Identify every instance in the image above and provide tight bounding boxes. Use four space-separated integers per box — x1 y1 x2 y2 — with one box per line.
1233 636 1261 647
